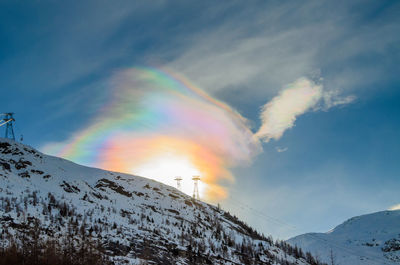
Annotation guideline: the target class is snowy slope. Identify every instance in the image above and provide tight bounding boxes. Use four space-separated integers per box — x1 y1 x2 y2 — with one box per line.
288 210 400 265
0 138 322 265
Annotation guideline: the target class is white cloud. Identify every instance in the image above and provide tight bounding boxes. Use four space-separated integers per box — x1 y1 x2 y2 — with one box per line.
389 204 400 211
254 76 356 142
255 78 323 141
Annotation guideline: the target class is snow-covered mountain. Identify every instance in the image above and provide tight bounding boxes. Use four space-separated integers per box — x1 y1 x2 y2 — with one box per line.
288 210 400 265
0 138 324 265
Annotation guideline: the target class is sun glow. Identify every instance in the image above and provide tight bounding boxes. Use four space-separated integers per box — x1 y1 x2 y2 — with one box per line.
134 154 204 197
96 135 225 200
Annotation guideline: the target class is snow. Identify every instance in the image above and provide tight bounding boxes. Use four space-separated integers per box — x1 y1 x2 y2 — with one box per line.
288 210 400 265
0 138 314 265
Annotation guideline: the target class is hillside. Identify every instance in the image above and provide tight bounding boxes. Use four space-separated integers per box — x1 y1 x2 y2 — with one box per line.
288 210 400 265
0 138 323 265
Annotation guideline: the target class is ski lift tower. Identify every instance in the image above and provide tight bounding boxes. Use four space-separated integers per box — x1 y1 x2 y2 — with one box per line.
174 176 182 191
1 113 15 140
192 176 201 200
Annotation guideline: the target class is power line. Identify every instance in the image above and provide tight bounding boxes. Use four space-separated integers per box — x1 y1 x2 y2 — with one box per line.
223 193 388 265
226 196 385 264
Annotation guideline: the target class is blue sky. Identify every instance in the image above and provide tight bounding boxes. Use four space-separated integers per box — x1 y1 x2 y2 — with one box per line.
1 0 399 239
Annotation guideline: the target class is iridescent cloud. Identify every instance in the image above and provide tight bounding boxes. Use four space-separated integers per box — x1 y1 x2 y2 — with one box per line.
43 67 262 201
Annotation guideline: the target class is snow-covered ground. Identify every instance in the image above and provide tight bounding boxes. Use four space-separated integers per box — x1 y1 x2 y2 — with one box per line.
0 138 319 265
288 210 400 265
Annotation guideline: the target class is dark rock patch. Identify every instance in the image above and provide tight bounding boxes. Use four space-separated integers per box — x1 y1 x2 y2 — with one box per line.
96 178 132 197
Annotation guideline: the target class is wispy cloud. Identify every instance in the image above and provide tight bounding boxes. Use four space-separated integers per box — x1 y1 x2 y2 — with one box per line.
159 1 397 114
322 89 356 110
276 147 288 153
5 1 397 142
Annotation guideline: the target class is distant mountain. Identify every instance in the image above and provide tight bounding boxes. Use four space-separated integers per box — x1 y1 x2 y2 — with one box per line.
0 138 323 265
288 210 400 265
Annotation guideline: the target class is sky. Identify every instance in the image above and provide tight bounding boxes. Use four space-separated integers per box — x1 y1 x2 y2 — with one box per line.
0 0 399 239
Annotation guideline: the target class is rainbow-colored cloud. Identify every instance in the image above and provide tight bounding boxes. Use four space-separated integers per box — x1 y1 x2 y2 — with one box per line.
43 67 262 200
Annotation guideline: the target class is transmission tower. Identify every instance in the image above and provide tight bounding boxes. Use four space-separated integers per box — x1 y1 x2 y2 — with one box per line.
1 113 15 141
174 176 182 191
192 176 200 200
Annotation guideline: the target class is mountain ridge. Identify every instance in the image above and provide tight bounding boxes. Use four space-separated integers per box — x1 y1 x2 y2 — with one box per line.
0 138 323 265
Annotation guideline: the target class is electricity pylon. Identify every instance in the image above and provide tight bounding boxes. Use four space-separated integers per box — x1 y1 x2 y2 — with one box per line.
1 113 15 140
192 176 200 200
174 176 182 191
